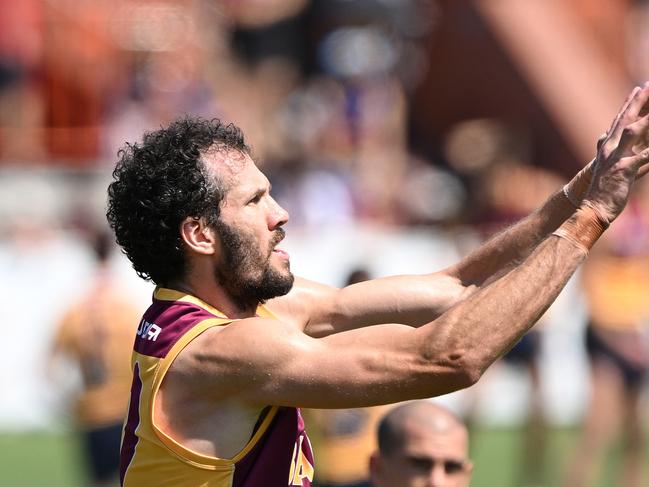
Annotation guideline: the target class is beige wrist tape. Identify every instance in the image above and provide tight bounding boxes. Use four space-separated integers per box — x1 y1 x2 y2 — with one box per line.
563 164 593 208
552 203 608 254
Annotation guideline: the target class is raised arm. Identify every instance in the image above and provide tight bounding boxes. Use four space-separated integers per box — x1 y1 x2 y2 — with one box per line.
448 85 649 288
269 87 648 337
266 181 585 337
178 219 596 409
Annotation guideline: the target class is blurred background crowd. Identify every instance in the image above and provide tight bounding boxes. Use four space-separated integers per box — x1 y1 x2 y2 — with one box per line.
1 0 649 486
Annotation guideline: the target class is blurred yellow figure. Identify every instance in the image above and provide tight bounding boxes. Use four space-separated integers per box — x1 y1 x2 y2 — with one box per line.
50 230 140 487
306 406 389 487
369 401 472 487
564 184 649 487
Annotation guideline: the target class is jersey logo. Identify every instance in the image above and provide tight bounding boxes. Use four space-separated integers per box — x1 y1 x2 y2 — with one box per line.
288 434 314 485
137 318 161 341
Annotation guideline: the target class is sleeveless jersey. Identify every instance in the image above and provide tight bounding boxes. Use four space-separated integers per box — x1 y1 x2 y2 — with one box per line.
119 287 315 486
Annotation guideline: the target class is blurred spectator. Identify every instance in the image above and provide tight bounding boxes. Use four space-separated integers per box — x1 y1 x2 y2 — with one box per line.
0 0 44 160
41 0 121 160
369 400 472 487
48 229 140 487
563 182 649 487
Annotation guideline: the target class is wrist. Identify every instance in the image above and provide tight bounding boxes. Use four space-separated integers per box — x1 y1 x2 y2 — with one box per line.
552 201 609 254
563 162 594 208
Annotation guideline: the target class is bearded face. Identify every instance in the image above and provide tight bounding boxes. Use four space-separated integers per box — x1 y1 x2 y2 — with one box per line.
212 219 294 310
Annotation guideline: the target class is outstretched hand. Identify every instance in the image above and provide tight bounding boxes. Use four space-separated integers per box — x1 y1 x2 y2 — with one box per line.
584 83 649 223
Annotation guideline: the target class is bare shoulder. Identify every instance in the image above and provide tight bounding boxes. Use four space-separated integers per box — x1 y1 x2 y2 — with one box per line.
169 315 312 401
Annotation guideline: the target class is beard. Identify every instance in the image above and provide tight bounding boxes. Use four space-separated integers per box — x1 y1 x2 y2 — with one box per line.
212 220 294 311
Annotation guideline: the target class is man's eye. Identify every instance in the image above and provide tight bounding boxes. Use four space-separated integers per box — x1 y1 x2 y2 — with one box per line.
444 461 465 475
407 458 433 472
248 195 262 205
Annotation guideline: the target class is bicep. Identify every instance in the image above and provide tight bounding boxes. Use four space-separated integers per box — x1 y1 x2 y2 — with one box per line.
303 273 472 337
182 318 464 409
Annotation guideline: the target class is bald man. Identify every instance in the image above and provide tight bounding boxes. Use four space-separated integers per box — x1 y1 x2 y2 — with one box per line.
369 402 472 487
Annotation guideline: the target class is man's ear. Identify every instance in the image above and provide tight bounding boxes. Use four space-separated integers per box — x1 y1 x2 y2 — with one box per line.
369 451 382 484
179 217 216 255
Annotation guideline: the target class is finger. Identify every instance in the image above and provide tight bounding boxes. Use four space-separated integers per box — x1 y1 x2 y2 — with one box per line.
636 164 649 179
607 86 641 137
607 84 649 147
624 81 649 120
641 95 649 118
636 149 649 178
618 114 649 154
596 133 607 152
627 146 649 170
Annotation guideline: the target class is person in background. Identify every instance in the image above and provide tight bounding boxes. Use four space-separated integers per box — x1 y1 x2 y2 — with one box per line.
563 181 649 487
49 229 141 487
369 401 472 487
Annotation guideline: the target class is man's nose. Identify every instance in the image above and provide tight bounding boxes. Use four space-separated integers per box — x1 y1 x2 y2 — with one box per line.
428 463 448 487
268 197 289 229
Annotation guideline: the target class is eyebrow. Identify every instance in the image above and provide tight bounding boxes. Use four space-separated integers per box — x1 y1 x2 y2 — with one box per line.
248 185 269 200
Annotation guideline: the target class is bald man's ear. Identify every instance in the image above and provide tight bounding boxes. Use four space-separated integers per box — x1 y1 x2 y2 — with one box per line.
369 451 382 484
180 217 216 255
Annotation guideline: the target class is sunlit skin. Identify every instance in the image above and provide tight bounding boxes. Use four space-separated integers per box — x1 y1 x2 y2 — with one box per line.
370 403 472 487
218 152 289 258
209 152 294 310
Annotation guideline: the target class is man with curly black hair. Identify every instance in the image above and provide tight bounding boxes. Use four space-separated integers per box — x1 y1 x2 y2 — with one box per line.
109 84 649 487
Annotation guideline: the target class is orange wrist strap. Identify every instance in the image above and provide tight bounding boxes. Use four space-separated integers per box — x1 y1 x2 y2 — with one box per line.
552 203 608 254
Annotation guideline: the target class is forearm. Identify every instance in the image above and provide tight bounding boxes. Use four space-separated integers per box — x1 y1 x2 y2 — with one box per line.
426 236 583 379
302 212 601 405
425 204 606 381
447 187 576 287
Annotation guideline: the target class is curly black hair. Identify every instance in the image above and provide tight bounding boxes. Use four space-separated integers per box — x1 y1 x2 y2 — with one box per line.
106 117 251 285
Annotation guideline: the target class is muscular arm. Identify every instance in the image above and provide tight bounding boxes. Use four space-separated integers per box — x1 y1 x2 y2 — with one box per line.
267 273 472 337
444 187 576 287
179 233 587 409
270 88 649 337
267 187 578 337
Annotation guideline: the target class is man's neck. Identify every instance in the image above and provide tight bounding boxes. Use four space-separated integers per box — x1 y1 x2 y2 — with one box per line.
166 279 259 319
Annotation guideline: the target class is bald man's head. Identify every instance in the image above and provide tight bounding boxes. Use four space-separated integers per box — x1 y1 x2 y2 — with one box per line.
370 401 472 487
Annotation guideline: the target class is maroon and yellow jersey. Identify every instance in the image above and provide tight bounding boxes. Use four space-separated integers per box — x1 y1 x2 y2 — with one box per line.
119 288 315 486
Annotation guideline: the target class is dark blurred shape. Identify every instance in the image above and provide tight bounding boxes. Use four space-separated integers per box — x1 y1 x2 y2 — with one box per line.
346 268 371 285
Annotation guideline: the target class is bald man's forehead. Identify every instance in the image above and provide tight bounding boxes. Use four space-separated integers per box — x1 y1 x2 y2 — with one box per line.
402 419 468 443
399 421 469 460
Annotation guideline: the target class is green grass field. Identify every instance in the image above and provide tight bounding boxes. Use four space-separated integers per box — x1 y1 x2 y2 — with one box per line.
0 427 642 486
